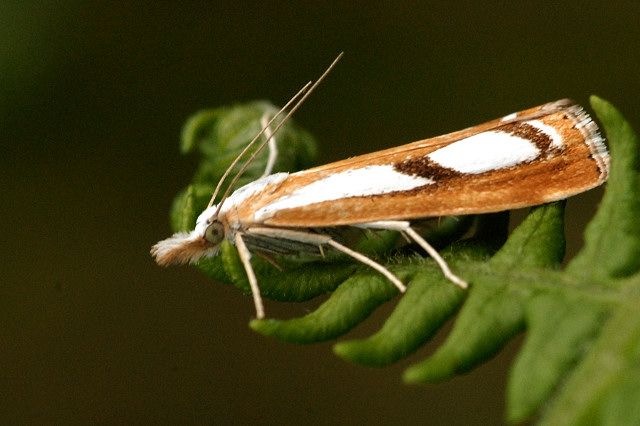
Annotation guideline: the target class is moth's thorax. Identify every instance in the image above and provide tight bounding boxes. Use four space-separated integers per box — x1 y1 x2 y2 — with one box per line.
196 172 292 232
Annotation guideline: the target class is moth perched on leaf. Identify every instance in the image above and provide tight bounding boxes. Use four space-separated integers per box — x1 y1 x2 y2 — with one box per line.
152 55 609 319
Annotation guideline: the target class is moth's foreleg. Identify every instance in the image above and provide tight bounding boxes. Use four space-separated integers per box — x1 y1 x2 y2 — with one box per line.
234 233 265 319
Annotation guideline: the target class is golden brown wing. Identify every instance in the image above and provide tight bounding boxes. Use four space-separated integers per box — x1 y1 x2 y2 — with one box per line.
230 100 608 228
295 99 580 174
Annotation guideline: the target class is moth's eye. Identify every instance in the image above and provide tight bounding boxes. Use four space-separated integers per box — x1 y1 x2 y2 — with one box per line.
204 221 225 245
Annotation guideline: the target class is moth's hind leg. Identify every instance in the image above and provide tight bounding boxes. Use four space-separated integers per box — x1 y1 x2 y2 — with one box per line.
246 227 406 293
355 221 468 289
326 239 406 292
260 112 278 177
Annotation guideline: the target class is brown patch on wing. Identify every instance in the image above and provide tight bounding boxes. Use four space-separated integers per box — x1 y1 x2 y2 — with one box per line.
394 121 559 181
394 156 462 180
497 122 558 154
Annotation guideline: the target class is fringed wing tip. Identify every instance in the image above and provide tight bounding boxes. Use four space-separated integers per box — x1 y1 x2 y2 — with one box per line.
151 232 210 266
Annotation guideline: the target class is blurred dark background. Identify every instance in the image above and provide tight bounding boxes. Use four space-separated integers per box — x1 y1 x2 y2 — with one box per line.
2 1 638 424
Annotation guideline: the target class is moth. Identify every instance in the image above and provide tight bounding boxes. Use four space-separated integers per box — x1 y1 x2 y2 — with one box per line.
151 57 609 319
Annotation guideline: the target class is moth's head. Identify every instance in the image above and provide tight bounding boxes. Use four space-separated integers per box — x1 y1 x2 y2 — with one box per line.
151 206 226 266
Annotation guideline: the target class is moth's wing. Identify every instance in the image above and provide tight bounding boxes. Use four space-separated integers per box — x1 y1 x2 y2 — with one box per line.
297 99 578 174
237 100 608 227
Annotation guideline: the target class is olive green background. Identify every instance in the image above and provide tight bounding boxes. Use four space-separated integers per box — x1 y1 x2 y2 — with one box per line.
2 2 639 424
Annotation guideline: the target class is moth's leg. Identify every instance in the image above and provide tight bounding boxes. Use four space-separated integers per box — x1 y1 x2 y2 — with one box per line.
234 233 265 319
355 221 468 289
403 227 468 289
326 239 405 292
260 113 278 178
247 227 406 293
255 251 283 271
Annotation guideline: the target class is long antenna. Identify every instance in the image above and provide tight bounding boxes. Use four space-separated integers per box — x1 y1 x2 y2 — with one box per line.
207 81 313 208
215 52 344 216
